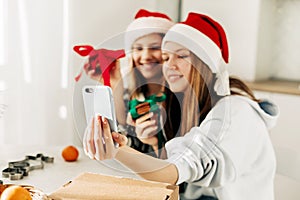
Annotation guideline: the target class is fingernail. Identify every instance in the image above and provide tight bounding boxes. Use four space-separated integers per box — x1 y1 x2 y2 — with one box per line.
113 133 119 138
102 116 107 124
150 112 154 117
95 115 101 126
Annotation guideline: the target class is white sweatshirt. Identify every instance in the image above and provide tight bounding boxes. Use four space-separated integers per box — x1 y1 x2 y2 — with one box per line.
166 95 279 200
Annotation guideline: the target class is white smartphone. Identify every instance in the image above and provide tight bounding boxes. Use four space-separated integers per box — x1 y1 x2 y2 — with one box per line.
82 85 118 132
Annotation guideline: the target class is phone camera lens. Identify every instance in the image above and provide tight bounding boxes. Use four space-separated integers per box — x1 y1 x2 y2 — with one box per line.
85 88 94 93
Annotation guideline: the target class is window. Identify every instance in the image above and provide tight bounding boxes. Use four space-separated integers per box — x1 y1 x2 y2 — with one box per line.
271 0 300 81
0 0 7 66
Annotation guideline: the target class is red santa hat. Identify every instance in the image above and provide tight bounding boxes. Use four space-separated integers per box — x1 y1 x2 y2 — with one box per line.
162 12 230 96
124 9 174 53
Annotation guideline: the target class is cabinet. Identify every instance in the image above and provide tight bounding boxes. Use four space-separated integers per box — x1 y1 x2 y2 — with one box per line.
254 91 300 200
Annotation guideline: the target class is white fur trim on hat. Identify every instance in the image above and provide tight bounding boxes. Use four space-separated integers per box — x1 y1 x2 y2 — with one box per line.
163 23 224 73
162 23 230 96
125 17 174 54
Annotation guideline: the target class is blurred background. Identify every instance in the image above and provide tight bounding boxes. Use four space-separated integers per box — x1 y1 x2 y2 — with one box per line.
0 0 300 199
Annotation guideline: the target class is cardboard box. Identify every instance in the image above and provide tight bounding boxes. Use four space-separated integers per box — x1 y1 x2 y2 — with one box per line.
49 172 179 200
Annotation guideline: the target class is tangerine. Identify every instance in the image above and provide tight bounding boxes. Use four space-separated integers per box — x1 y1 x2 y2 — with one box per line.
62 145 79 162
0 185 32 200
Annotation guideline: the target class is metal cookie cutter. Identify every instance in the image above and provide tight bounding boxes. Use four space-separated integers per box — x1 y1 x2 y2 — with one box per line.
2 153 54 180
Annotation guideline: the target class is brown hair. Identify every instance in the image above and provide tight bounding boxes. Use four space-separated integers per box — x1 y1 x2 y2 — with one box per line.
177 53 259 136
126 33 181 140
127 33 165 99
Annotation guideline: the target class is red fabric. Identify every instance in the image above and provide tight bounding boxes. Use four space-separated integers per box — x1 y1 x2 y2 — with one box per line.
180 12 229 63
73 45 94 56
73 45 125 86
134 9 171 21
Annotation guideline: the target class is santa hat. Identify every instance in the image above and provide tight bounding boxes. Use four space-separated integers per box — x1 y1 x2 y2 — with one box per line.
162 12 230 96
124 9 174 53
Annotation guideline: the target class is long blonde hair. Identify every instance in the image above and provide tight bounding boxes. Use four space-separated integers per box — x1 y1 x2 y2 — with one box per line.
178 53 259 136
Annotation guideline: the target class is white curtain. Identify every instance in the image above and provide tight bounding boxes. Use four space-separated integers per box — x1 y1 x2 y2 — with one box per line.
0 0 74 145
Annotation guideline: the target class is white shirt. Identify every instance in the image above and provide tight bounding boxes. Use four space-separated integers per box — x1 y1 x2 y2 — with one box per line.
166 95 279 200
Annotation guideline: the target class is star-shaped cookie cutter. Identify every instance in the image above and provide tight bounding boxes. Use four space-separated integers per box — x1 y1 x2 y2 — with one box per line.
2 153 54 180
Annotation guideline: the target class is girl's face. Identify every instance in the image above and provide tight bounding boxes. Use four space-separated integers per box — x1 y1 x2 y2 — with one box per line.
132 33 163 81
162 42 192 93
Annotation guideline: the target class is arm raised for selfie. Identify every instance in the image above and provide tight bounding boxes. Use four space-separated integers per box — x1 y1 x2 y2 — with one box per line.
116 145 178 185
83 115 178 185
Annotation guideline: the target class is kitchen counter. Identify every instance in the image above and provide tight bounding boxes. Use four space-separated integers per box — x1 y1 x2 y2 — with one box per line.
0 144 140 195
245 79 300 96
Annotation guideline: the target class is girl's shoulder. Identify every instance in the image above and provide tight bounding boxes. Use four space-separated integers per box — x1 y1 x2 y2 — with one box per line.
215 95 261 115
212 95 279 129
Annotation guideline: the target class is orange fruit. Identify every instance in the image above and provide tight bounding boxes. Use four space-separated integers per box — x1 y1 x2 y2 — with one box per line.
0 185 32 200
62 145 79 162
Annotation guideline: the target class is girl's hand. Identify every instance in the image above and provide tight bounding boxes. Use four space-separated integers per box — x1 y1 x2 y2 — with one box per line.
112 132 128 147
127 112 159 147
83 115 127 160
83 63 102 82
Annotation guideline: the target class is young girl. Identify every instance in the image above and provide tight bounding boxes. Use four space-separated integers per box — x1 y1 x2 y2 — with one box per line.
83 12 279 200
80 9 179 157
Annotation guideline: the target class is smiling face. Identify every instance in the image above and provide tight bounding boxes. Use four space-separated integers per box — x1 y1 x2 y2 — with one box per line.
131 33 163 81
162 41 192 93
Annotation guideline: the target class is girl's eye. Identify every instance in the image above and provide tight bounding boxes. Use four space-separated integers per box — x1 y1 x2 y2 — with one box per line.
178 55 189 59
132 46 161 52
132 47 143 51
149 46 161 51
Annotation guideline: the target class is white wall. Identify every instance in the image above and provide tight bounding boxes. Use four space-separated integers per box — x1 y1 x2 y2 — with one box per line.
270 0 300 81
2 0 72 145
181 0 262 81
181 0 300 82
0 0 179 145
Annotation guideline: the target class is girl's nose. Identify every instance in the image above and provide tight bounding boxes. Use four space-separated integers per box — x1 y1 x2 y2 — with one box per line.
141 48 151 59
165 57 177 70
164 63 177 71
